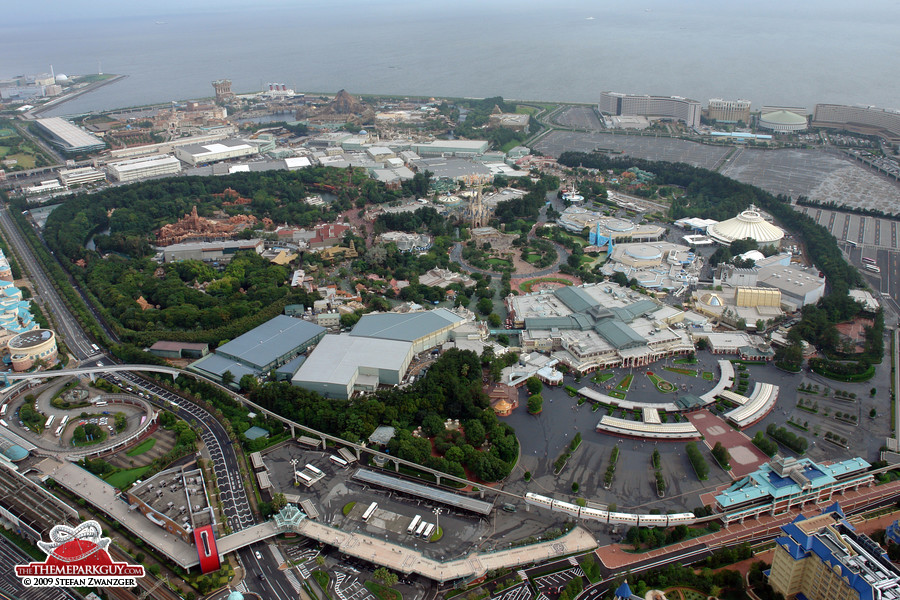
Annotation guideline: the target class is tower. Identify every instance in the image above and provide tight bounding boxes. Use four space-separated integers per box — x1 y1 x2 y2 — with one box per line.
470 186 488 229
212 79 234 102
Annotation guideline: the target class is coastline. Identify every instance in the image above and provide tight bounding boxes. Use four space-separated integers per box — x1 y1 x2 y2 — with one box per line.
29 74 127 118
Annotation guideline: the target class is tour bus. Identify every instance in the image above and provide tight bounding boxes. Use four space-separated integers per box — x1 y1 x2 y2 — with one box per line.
296 471 313 485
847 240 858 247
329 455 349 468
414 521 428 537
44 415 55 429
406 515 422 535
421 523 435 540
60 415 69 427
362 502 378 522
862 256 876 264
96 401 108 407
864 263 881 273
55 425 63 438
0 420 8 428
91 344 100 352
305 464 323 476
0 404 7 417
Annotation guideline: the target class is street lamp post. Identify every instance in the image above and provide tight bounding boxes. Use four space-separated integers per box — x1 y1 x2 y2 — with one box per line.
433 507 443 537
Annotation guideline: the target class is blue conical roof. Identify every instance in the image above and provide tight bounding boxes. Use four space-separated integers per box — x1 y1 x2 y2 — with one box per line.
615 582 632 599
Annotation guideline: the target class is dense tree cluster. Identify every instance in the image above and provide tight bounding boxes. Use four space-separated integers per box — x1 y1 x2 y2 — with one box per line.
493 173 561 222
685 442 709 480
374 206 449 237
766 423 809 453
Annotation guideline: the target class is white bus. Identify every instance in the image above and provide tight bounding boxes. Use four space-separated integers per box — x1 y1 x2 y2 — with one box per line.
44 415 55 430
406 515 422 535
847 240 858 248
361 502 378 522
421 523 435 540
296 471 313 485
329 455 349 468
0 404 7 417
59 415 69 427
305 464 323 476
55 426 63 438
95 401 108 407
0 420 8 428
91 344 100 352
864 264 881 273
862 256 876 264
414 521 428 537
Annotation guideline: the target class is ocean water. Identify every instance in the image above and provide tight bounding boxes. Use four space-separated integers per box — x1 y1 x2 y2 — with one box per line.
3 0 899 116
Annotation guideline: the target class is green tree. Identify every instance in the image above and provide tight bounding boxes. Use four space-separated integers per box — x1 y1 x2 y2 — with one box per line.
373 567 398 587
527 394 543 414
271 493 287 511
315 555 325 567
476 297 493 315
525 376 543 395
221 370 235 385
487 313 501 328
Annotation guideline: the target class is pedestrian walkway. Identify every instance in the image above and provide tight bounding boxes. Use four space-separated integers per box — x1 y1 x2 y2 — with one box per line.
685 409 769 479
283 568 303 594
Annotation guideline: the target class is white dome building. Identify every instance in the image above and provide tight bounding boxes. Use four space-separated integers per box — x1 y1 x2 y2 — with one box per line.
759 110 807 133
707 209 785 246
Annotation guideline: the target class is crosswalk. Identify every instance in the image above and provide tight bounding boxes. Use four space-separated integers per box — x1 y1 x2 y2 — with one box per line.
283 568 303 593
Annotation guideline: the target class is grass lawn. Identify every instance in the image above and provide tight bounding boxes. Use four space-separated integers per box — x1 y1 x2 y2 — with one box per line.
342 501 356 516
0 146 9 158
104 465 152 490
674 357 698 365
515 105 538 115
72 427 108 447
311 570 330 591
664 366 697 377
524 253 541 264
614 374 633 393
647 372 676 393
486 258 512 267
7 153 35 168
592 372 615 384
0 129 16 138
126 438 156 456
608 390 626 400
520 277 572 293
365 582 401 600
429 526 443 542
702 371 715 381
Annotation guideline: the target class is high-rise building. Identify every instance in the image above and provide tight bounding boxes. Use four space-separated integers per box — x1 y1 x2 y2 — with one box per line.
599 92 701 128
768 504 900 600
707 98 751 124
212 79 234 102
813 103 900 143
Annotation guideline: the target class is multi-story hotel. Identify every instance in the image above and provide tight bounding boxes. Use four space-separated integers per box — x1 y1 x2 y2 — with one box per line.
768 504 900 600
707 98 751 124
813 103 900 143
599 92 701 128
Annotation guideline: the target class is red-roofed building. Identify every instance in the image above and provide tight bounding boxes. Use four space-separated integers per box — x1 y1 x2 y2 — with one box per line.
309 223 350 249
193 525 220 574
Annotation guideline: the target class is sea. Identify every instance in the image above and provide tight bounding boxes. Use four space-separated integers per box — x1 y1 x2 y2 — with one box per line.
4 0 900 116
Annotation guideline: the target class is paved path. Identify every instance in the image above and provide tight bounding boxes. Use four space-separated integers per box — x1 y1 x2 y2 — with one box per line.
685 409 769 479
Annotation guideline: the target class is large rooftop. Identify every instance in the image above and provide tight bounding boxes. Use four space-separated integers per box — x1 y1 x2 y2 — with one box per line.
215 315 325 370
350 309 464 343
35 117 104 151
292 334 412 388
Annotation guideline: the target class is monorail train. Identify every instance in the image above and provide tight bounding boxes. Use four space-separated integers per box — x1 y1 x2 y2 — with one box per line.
524 492 696 527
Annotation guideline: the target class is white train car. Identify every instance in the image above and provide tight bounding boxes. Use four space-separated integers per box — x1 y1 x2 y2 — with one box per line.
637 514 668 528
607 512 639 526
579 507 609 523
665 513 697 526
524 493 553 510
552 500 581 517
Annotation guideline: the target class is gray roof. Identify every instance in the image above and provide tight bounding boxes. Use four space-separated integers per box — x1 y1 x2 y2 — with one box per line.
594 319 646 349
352 469 493 515
554 286 598 313
610 299 659 323
367 426 397 446
275 354 307 376
35 117 104 150
292 335 412 387
216 315 325 369
188 353 260 380
524 316 579 331
350 309 463 343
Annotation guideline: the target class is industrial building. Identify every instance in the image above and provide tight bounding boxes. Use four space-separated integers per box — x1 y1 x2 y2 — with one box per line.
691 286 784 329
706 98 751 124
57 166 105 187
714 456 872 525
768 504 900 600
349 309 465 354
34 117 105 154
161 239 264 263
713 254 826 311
813 103 900 143
189 315 325 385
602 242 701 290
410 140 489 157
599 92 701 128
409 157 492 186
107 154 182 182
506 283 694 373
174 138 258 166
291 335 413 398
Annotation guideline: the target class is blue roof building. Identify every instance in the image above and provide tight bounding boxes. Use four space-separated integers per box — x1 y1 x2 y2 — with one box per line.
769 503 900 600
714 455 872 525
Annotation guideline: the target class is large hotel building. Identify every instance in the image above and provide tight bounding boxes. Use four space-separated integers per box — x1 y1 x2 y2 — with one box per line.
768 504 900 600
599 92 701 128
706 98 751 124
813 103 900 143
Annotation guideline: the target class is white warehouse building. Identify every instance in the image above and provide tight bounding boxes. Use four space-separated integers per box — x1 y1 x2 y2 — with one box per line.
174 138 258 166
108 154 182 182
